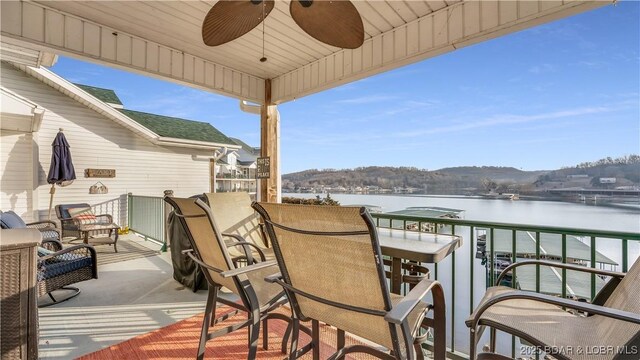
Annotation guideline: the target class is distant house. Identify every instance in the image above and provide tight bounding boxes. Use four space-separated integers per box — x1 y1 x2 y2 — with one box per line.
0 61 241 223
214 137 260 194
599 178 617 184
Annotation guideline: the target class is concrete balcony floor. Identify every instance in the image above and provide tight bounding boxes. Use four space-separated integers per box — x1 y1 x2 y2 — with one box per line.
37 234 237 359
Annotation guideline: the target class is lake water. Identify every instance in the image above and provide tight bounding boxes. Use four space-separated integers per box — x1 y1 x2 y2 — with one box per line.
283 193 640 354
284 193 640 233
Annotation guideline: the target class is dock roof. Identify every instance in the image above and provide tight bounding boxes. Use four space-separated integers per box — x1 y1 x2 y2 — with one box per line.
386 207 464 218
489 231 617 265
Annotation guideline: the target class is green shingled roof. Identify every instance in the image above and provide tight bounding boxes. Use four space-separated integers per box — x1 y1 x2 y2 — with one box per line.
230 137 260 154
119 109 235 145
75 84 123 105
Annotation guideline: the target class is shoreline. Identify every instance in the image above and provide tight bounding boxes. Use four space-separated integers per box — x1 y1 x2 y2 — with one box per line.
283 192 640 212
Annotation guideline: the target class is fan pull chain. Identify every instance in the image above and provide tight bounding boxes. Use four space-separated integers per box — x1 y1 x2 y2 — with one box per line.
260 0 267 62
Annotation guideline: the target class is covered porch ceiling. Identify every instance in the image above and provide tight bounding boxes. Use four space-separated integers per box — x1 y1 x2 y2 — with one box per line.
1 1 611 105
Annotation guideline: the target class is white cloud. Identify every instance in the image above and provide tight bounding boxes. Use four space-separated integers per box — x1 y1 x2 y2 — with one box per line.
336 94 398 104
392 103 629 138
528 63 557 74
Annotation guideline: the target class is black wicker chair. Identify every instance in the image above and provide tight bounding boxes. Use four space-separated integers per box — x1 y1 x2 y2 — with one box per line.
37 239 98 307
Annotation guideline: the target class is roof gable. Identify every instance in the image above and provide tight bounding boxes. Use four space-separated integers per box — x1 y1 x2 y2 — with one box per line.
230 137 260 155
75 84 122 106
119 109 235 145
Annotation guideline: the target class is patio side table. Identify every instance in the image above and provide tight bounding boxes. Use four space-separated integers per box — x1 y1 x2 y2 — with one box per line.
78 223 120 252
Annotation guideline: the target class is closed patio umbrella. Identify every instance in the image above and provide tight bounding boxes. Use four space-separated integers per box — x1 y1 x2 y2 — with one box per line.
47 129 76 219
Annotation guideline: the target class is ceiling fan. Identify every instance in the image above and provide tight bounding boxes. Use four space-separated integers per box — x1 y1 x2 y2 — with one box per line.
202 0 365 52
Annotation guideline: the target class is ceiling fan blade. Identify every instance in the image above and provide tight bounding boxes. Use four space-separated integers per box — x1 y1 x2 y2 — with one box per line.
202 0 274 46
290 0 364 49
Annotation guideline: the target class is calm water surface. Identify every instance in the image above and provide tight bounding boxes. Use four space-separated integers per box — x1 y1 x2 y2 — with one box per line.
285 193 640 233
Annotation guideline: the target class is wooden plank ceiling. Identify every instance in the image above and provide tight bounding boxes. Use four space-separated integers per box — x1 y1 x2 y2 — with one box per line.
33 1 455 79
2 1 611 104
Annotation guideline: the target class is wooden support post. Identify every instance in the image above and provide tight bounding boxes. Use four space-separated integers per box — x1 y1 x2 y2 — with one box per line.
260 79 280 203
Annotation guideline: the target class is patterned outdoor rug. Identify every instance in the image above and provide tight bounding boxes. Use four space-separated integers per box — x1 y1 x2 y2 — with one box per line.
91 236 160 266
78 306 376 359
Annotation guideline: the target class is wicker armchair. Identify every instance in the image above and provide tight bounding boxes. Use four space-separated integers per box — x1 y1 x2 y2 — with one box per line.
37 240 98 307
55 203 113 240
0 210 61 242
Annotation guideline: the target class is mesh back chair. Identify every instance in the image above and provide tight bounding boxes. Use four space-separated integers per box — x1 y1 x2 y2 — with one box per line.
253 202 446 360
164 197 306 360
205 192 275 265
467 258 640 360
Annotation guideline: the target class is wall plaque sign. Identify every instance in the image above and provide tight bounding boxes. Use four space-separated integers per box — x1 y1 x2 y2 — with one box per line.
85 169 116 178
257 157 270 179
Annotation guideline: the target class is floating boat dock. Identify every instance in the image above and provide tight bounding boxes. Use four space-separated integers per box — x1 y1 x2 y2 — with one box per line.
479 231 617 300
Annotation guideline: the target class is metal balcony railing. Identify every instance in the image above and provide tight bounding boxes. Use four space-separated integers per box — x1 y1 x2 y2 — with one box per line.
127 194 167 251
370 212 640 359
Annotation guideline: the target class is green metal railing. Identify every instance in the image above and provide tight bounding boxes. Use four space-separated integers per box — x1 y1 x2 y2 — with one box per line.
127 194 167 251
370 212 640 359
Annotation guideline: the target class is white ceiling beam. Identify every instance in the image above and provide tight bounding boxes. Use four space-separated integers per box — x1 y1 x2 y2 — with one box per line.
0 1 264 104
271 0 612 104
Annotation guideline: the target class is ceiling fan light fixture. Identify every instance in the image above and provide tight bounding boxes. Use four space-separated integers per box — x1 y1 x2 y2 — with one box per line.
201 0 364 50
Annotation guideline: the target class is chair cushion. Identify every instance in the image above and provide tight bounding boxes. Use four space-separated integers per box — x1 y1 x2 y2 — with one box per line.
37 247 55 257
38 254 93 281
67 207 97 225
0 210 27 229
56 203 90 220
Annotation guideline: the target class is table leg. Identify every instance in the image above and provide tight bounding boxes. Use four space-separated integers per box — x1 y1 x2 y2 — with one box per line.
391 256 402 294
83 231 89 245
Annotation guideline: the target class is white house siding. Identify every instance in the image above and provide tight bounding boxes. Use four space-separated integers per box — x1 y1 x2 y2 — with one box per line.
1 62 213 225
0 130 35 221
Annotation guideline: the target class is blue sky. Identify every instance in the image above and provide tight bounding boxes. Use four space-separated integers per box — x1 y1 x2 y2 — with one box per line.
51 2 639 174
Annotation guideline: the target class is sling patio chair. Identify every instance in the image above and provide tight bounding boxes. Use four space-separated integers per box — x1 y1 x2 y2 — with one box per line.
205 192 275 265
253 202 447 360
164 197 309 360
466 258 640 360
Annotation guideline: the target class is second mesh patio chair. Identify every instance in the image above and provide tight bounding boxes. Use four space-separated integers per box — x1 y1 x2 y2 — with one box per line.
205 192 275 265
164 197 306 360
467 258 640 359
253 202 447 360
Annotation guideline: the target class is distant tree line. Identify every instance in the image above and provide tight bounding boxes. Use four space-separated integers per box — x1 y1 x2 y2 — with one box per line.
283 156 640 195
569 155 640 169
282 195 340 205
538 154 640 185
